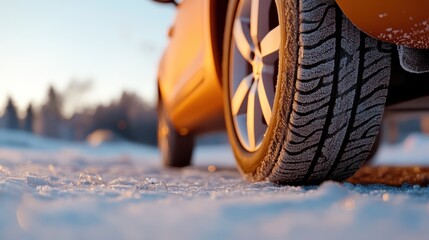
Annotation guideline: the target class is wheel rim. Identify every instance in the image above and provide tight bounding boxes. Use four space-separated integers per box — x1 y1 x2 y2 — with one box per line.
229 0 280 152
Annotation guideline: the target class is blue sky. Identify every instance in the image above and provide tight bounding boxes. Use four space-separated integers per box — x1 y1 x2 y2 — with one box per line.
0 0 175 115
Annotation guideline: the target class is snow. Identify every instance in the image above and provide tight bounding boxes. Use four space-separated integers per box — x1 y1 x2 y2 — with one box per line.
374 133 429 166
1 129 429 240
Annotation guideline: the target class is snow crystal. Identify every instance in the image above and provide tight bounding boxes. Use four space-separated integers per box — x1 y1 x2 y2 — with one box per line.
136 178 168 192
77 173 104 187
26 174 51 187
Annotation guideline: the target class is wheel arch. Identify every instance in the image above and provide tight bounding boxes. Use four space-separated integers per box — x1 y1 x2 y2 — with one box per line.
336 0 429 49
209 0 229 85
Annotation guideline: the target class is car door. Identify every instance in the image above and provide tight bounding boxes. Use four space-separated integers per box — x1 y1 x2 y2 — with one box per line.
159 0 205 115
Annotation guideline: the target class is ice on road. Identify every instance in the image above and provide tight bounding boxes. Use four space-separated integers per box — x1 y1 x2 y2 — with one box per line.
1 129 429 240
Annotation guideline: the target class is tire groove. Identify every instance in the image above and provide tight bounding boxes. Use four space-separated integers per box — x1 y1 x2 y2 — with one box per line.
299 57 335 69
351 113 380 132
300 2 326 13
295 82 331 95
357 102 385 114
326 122 348 138
288 125 321 138
362 66 390 84
293 101 330 116
360 124 380 138
290 109 352 128
293 93 330 107
339 150 371 164
347 133 378 143
377 41 392 53
343 143 372 154
343 153 371 171
324 32 366 180
358 85 388 104
300 5 335 34
363 55 390 69
302 6 342 183
298 72 333 83
302 34 336 49
286 142 319 156
290 128 323 144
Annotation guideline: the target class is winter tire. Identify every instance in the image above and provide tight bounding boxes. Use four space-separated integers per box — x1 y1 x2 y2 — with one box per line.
158 104 194 167
223 0 392 184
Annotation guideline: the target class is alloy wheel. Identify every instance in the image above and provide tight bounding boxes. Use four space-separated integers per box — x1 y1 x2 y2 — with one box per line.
229 0 281 152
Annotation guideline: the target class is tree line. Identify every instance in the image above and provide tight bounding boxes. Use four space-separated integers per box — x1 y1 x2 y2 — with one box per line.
0 86 158 145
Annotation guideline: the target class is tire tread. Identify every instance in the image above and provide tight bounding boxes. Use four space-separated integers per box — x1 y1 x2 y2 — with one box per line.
257 0 391 184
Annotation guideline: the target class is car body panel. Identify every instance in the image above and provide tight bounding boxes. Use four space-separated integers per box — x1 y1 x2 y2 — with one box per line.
158 0 224 133
157 0 428 135
336 0 429 49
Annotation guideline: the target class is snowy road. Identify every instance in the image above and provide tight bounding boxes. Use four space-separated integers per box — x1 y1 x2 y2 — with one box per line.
1 130 429 240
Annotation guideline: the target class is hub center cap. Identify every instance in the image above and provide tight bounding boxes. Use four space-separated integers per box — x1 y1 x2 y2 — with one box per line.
252 55 263 79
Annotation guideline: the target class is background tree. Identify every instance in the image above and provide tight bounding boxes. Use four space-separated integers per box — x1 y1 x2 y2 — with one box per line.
4 97 19 130
38 86 63 138
24 103 34 132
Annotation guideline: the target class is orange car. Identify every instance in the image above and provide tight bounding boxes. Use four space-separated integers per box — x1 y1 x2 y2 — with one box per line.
154 0 429 184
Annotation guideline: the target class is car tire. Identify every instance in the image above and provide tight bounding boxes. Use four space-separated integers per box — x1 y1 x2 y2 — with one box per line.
223 0 392 184
158 103 194 167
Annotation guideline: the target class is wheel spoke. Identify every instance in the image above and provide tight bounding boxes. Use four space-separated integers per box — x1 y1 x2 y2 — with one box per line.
258 68 275 124
230 0 279 152
250 0 272 51
261 25 280 64
231 74 254 116
233 18 254 63
246 80 258 149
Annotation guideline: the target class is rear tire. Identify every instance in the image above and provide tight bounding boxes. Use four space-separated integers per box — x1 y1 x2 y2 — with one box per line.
223 0 392 184
158 103 194 167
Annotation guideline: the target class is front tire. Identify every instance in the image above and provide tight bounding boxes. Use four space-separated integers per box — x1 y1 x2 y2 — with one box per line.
223 0 392 184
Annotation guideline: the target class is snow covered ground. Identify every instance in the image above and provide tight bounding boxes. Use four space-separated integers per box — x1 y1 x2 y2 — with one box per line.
1 129 429 240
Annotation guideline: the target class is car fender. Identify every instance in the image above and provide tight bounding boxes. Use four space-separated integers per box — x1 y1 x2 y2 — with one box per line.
336 0 429 49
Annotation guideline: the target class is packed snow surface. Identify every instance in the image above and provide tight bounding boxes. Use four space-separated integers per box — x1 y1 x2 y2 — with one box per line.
1 129 429 240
